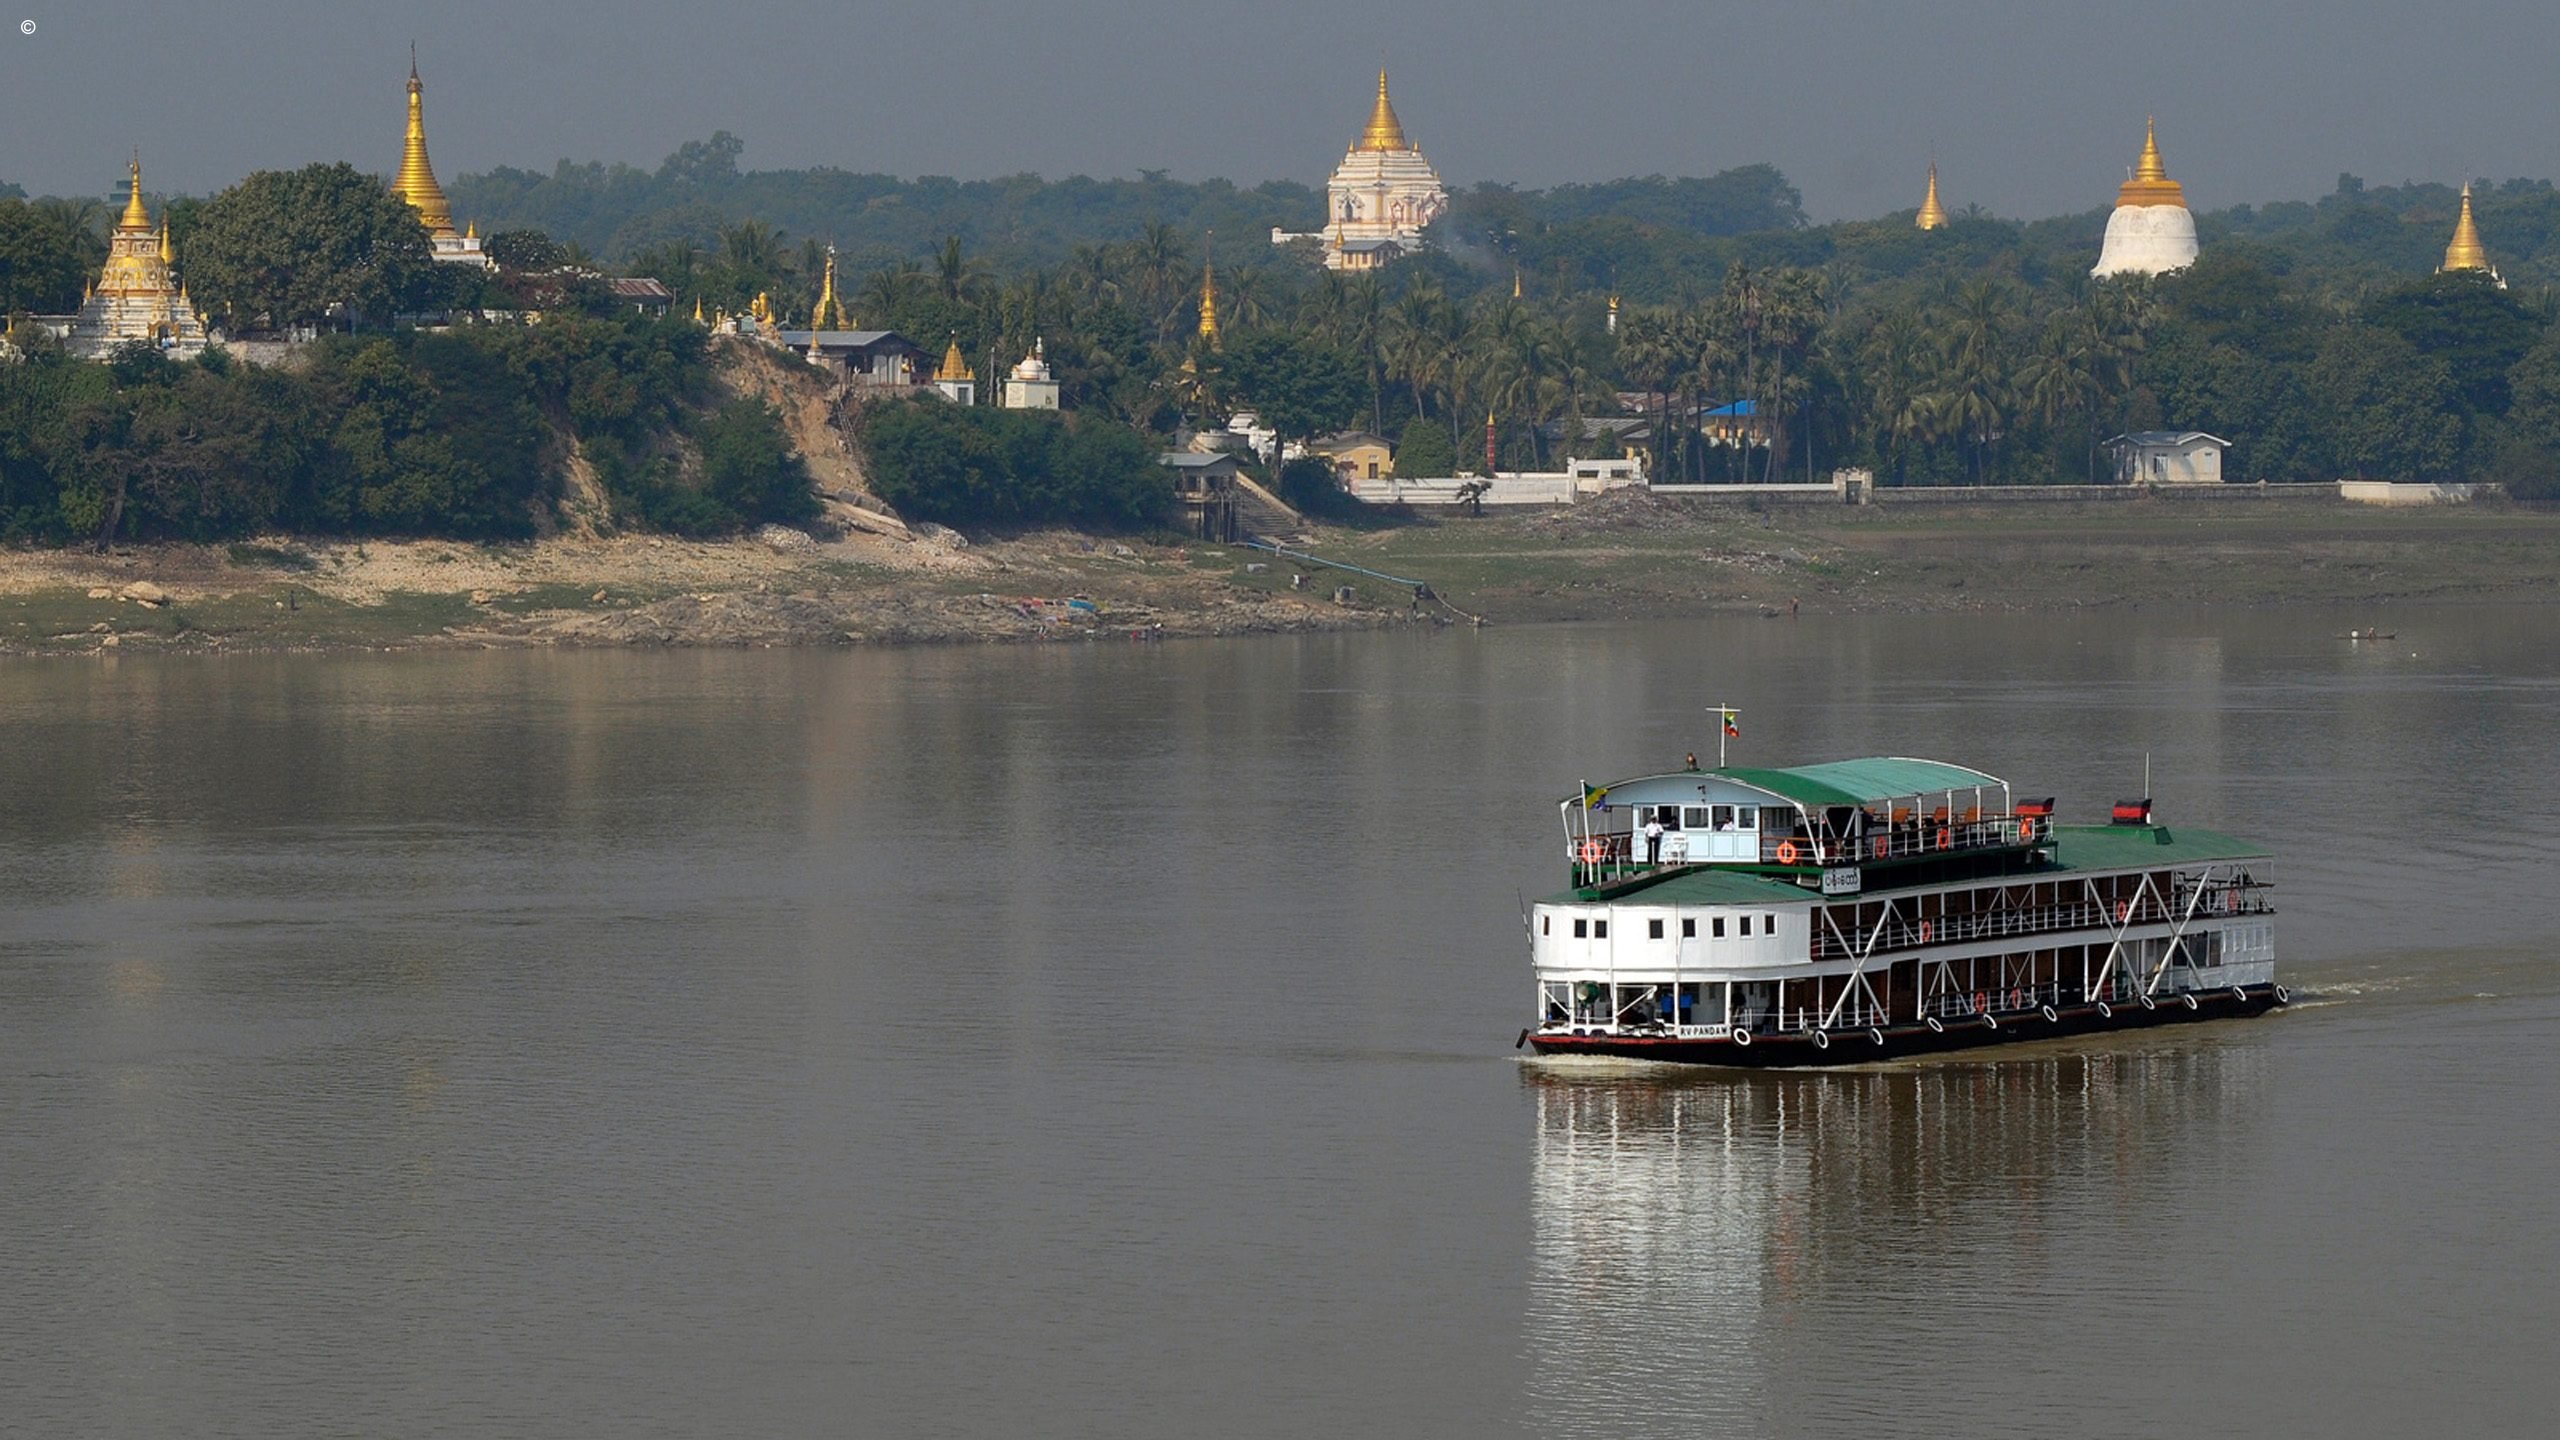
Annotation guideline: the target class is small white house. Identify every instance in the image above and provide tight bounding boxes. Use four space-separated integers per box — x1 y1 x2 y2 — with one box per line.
2108 431 2228 485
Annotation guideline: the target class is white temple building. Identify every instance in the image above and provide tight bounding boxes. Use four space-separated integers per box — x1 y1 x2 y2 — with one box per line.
2091 118 2197 278
1000 341 1060 410
1272 72 1448 271
66 155 209 361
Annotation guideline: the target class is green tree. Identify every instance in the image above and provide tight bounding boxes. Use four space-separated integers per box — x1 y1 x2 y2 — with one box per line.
2306 324 2463 480
185 163 444 329
1221 330 1364 445
1393 418 1457 477
0 199 97 313
698 399 817 527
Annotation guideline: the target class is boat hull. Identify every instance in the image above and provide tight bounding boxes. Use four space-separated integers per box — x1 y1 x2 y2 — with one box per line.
1526 984 2285 1067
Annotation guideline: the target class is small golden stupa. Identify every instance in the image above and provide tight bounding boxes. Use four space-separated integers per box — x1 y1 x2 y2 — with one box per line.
2441 184 2493 274
1916 163 1948 230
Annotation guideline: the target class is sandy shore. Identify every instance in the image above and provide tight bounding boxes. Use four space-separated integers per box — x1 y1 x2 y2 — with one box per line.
5 490 2556 656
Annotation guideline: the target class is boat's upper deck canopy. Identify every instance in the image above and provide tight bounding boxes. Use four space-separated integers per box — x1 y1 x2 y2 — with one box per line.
1560 758 2009 820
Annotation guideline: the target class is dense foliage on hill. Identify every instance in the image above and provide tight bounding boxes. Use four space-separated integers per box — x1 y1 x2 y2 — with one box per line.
0 309 816 544
858 400 1168 531
14 143 2560 543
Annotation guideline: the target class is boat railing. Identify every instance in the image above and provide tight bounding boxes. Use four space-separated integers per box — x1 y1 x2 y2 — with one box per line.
1810 888 2273 961
1792 815 2035 867
1922 980 2080 1019
1736 1001 1886 1034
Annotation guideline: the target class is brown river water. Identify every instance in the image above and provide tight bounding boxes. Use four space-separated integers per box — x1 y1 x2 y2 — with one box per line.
3 605 2556 1437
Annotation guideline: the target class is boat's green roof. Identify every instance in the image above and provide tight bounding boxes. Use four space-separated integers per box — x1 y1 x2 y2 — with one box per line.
2043 823 2271 871
1712 757 2006 808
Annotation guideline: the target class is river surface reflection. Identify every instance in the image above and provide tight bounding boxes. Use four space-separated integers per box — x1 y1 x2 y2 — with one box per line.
2 604 2556 1437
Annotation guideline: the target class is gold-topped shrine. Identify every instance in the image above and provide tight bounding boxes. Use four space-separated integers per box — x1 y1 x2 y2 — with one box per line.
2092 117 2198 278
1272 70 1447 271
393 55 489 267
67 153 208 360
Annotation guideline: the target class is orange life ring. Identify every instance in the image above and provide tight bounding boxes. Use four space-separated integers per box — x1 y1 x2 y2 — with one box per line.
1873 835 1889 859
2018 817 2036 842
1936 826 1953 851
1578 838 1604 864
2115 899 2131 923
1973 990 1989 1015
1775 841 1800 865
1918 919 1933 942
2009 987 2024 1011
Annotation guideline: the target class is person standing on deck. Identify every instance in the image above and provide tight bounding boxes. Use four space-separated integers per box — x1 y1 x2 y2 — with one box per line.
1644 815 1665 865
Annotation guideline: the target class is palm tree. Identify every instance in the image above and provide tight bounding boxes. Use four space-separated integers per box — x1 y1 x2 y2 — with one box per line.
933 235 991 305
718 220 787 277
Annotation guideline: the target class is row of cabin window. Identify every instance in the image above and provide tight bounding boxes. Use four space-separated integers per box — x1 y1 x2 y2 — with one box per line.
1547 913 1782 940
1634 804 1761 832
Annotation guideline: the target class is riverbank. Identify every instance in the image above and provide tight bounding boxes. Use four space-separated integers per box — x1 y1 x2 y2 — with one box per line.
5 490 2555 655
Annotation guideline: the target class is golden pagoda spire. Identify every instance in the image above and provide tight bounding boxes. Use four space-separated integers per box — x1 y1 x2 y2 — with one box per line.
814 244 846 329
1197 236 1221 346
2115 116 2187 208
1512 267 1523 299
937 335 973 382
1916 162 1948 230
394 49 458 239
1359 69 1410 152
158 222 172 261
693 295 706 324
118 151 151 232
2442 183 2491 273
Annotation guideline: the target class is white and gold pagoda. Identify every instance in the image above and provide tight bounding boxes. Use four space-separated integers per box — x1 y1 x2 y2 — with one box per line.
1272 71 1448 270
2091 118 2198 278
392 55 489 267
67 154 209 360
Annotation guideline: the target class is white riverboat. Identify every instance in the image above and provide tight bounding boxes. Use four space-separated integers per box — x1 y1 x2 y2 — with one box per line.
1523 757 2284 1065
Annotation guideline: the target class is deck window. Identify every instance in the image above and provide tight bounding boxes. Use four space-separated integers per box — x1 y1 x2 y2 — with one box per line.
1736 806 1758 829
1541 916 1550 935
1682 918 1696 939
1594 920 1609 939
1740 916 1753 937
1572 918 1587 939
1649 919 1665 940
1712 917 1726 939
1682 805 1713 829
1765 913 1777 932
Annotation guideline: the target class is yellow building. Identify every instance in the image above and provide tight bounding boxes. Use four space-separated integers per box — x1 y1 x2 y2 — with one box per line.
1312 431 1394 481
67 154 208 360
393 55 489 267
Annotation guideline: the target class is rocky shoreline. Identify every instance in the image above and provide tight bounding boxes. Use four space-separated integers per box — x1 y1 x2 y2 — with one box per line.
7 492 2559 657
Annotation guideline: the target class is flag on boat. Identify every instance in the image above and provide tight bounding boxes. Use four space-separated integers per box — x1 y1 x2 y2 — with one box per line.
1580 781 1609 809
1722 708 1741 738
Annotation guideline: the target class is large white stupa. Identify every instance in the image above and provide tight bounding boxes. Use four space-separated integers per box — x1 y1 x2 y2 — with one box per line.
2091 119 2197 278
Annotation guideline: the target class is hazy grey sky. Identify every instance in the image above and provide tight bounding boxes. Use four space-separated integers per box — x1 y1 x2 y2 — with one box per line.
5 0 2555 221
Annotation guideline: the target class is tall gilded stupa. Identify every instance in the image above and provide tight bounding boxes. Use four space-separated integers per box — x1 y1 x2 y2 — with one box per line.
67 154 209 360
2440 184 2502 284
1916 163 1948 230
2091 118 2198 278
1271 71 1448 271
393 54 489 267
